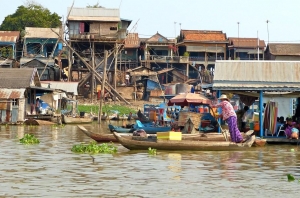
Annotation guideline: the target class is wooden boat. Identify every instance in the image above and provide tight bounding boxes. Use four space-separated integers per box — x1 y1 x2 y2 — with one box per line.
24 119 57 125
108 124 135 133
78 125 121 142
79 126 231 143
62 114 93 124
113 132 256 151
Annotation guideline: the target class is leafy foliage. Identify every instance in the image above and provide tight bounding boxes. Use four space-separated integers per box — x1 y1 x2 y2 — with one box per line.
71 141 117 154
0 47 13 58
0 1 61 31
78 104 137 115
148 147 157 155
19 134 40 145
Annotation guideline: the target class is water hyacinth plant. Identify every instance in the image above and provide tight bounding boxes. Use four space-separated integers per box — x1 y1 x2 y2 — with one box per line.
71 141 117 154
148 147 157 155
19 134 40 145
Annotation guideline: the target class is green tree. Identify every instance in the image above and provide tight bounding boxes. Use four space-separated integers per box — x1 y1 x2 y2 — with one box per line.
0 1 61 31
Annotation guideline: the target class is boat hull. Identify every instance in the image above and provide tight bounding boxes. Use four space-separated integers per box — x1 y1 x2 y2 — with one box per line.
63 115 93 124
113 132 256 151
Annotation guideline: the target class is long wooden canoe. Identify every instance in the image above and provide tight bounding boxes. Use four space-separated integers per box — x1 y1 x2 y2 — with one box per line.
78 125 264 148
63 115 93 124
113 132 256 151
79 125 232 143
78 125 122 142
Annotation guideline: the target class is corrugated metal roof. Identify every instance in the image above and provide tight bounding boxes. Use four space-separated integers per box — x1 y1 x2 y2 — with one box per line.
24 27 60 38
67 7 120 21
228 37 266 48
41 81 78 95
124 33 140 48
0 68 38 88
0 31 20 43
213 61 300 91
0 89 26 99
268 43 300 56
20 57 55 66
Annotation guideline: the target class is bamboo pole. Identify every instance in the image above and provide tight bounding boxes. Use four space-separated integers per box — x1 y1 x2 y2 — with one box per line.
114 43 118 104
91 41 95 103
99 50 108 124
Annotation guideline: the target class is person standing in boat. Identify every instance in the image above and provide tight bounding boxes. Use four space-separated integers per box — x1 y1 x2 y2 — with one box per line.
211 94 245 143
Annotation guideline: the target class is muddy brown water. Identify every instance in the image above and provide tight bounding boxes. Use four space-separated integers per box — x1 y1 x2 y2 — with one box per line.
0 122 300 197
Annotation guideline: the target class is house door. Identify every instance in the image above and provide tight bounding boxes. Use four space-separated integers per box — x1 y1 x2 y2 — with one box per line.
12 105 19 123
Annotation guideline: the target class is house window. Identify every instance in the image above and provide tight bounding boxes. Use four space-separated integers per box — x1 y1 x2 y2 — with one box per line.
110 27 117 31
292 98 297 115
12 99 18 106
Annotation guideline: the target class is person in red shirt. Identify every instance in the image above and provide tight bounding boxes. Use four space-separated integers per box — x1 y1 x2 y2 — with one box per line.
211 94 244 143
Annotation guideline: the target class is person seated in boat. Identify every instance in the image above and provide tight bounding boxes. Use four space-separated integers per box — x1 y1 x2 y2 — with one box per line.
210 94 245 143
241 106 253 132
284 118 296 139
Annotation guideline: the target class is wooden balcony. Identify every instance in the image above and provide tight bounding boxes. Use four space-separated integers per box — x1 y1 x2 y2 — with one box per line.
69 33 118 41
142 55 189 64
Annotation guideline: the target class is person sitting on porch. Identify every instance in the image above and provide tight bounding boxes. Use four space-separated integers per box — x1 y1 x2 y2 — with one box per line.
35 98 41 114
284 118 296 139
211 94 245 143
290 126 299 139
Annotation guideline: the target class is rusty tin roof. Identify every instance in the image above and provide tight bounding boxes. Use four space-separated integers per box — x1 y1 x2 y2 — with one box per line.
0 88 26 99
0 31 20 43
228 37 266 48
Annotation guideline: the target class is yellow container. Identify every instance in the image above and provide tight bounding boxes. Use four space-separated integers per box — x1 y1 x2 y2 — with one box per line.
157 132 182 140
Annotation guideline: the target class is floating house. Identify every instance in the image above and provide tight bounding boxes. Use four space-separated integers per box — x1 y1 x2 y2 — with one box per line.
213 60 300 143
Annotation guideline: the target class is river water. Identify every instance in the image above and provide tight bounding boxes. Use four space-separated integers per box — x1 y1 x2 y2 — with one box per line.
0 122 299 198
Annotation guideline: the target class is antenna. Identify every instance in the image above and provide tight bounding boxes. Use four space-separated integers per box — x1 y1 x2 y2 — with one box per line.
129 19 140 33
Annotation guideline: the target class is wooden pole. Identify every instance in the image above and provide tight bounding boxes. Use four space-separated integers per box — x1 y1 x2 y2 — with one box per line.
114 43 118 104
68 42 72 82
91 41 95 103
134 78 137 102
98 50 108 124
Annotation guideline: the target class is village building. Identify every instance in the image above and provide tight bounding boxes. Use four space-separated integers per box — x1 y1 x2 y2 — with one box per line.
66 7 132 100
0 68 44 123
0 31 20 68
140 32 196 85
213 60 300 142
20 27 62 81
265 43 300 60
227 37 266 60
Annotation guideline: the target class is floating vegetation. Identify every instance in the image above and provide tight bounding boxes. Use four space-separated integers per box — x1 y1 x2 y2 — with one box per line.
148 147 157 155
19 134 40 145
71 141 117 154
287 174 295 182
287 174 300 182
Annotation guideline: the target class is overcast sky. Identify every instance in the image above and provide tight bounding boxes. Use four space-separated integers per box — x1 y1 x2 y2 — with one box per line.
1 0 300 43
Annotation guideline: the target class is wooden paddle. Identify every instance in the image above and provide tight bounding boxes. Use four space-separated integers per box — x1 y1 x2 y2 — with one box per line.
209 106 229 142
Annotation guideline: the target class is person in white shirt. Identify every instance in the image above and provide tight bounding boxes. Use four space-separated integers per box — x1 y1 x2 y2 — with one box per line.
125 73 130 86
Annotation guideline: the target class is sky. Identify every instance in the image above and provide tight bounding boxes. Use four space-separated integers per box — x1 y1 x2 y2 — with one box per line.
1 0 300 43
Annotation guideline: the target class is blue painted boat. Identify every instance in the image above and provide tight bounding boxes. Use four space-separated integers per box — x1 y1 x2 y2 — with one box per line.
108 121 171 134
108 124 135 133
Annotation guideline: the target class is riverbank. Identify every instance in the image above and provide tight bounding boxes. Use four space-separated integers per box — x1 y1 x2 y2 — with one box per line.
77 98 162 115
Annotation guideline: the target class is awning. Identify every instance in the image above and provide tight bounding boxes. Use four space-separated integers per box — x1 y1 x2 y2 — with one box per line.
157 68 174 74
